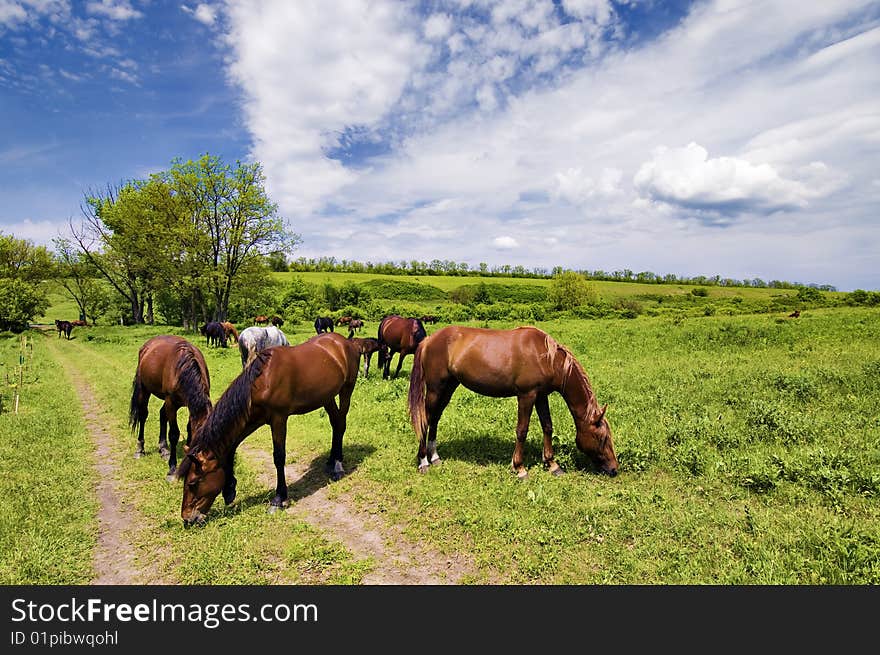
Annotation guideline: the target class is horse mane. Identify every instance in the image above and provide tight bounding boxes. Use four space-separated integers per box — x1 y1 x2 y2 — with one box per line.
542 332 593 400
174 343 212 419
191 349 270 454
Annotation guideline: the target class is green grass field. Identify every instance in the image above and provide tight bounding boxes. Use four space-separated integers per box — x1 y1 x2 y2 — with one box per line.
4 276 878 584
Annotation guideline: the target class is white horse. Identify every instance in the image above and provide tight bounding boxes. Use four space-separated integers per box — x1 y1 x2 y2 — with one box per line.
238 325 290 369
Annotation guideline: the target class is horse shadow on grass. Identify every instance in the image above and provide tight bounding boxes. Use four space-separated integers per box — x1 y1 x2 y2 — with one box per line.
433 432 600 475
232 443 376 514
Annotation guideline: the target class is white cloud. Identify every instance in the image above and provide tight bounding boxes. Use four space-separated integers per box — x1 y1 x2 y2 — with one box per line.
493 236 519 249
182 3 217 27
424 12 451 40
633 142 823 215
85 0 142 21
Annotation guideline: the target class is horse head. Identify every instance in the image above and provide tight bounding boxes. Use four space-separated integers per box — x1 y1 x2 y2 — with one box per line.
180 445 226 527
575 403 618 476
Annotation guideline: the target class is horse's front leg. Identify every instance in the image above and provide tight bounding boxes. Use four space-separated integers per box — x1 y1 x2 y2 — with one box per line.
512 393 537 480
269 417 289 511
158 401 171 460
165 406 181 481
392 352 405 379
535 395 563 476
222 449 237 505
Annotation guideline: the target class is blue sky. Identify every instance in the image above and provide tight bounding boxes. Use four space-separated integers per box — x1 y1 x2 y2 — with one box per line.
2 0 879 291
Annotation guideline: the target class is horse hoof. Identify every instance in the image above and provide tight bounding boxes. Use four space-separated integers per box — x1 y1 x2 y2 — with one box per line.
418 465 430 474
515 469 529 481
430 457 442 467
159 449 170 461
267 501 289 514
133 451 144 459
551 467 566 477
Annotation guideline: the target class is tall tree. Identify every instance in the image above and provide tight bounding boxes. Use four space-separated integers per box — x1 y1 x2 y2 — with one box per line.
168 154 299 321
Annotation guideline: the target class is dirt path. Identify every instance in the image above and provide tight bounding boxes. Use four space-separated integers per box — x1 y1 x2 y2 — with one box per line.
46 339 156 585
240 443 487 584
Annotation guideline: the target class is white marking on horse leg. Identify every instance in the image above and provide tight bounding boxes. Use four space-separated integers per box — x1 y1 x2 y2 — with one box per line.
419 456 430 470
427 440 441 464
333 460 344 476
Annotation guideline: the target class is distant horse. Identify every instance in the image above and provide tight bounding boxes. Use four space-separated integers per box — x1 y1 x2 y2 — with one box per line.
408 326 618 478
347 318 364 338
220 321 239 344
71 319 87 327
336 316 352 326
350 337 388 378
238 325 289 369
271 315 284 327
200 321 227 348
377 314 426 379
254 315 269 326
178 332 361 526
129 335 212 479
789 310 801 318
314 316 335 334
55 319 73 340
420 315 439 324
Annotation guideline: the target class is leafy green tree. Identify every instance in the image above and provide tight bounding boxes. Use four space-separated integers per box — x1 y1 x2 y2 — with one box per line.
0 279 48 332
169 154 300 321
549 271 598 310
0 234 52 331
0 232 54 281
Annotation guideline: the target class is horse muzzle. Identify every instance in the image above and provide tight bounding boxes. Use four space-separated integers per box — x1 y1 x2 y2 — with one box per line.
182 511 207 528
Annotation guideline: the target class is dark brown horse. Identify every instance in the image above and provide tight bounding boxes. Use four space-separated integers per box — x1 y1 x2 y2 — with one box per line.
55 319 73 339
347 318 364 338
408 326 618 478
350 337 388 378
129 335 212 480
177 332 360 526
271 315 284 327
377 315 426 379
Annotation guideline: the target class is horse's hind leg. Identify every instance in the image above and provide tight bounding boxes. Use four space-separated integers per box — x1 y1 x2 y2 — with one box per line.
512 393 537 480
392 352 406 379
323 384 353 481
419 380 458 472
535 394 563 476
269 417 290 511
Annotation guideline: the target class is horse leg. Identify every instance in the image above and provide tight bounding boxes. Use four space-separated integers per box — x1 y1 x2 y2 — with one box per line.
535 394 563 476
512 392 537 480
269 417 290 511
222 449 237 506
157 403 171 460
323 385 352 481
419 380 458 472
392 351 406 379
133 393 148 459
165 406 182 480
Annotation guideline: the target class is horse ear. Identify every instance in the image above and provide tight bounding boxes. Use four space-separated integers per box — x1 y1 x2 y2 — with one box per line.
593 403 608 425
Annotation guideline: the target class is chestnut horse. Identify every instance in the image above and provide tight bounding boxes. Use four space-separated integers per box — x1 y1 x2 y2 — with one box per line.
177 332 360 526
377 314 427 379
408 326 618 478
129 335 212 479
221 321 239 344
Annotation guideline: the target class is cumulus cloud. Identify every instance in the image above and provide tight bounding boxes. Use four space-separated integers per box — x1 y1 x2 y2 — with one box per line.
633 142 820 215
85 0 142 21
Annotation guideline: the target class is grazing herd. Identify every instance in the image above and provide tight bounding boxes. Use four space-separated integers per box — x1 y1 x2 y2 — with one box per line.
126 312 620 526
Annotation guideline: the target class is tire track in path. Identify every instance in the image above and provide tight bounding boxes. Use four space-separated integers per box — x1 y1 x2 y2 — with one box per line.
239 443 491 585
46 338 164 585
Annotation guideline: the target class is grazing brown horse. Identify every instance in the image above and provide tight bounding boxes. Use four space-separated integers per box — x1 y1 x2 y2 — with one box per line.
220 321 239 344
350 337 388 378
254 315 269 326
408 326 618 478
377 314 427 379
347 318 364 338
177 332 360 526
420 315 439 324
129 335 212 479
336 316 352 326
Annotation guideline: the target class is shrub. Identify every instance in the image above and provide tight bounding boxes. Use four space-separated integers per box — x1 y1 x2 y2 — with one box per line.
0 279 48 332
691 287 709 297
549 272 598 310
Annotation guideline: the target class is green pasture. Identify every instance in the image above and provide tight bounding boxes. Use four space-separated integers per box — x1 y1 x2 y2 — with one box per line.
2 302 878 584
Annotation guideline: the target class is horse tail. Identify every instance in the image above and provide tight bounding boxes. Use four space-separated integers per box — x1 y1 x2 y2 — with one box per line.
408 339 428 440
129 368 145 433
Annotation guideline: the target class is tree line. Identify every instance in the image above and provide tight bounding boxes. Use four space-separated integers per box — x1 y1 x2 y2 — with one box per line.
278 256 837 292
